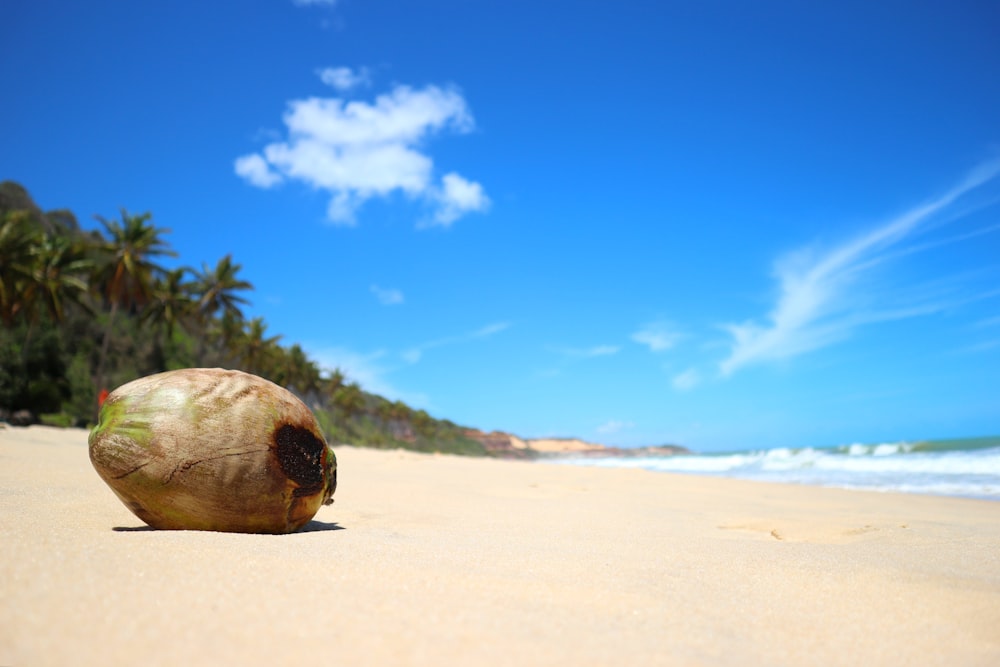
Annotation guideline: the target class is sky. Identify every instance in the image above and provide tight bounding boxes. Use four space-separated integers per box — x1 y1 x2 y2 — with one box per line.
3 0 999 452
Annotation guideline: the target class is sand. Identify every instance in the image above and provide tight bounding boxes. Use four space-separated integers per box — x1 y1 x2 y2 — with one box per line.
2 425 999 666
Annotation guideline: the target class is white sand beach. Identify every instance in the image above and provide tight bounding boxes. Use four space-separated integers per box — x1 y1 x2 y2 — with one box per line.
2 425 999 666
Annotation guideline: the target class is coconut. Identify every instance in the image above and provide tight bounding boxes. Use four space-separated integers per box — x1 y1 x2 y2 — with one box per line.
89 368 337 534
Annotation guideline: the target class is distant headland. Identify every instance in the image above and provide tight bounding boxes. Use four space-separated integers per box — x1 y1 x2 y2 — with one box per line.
461 430 691 459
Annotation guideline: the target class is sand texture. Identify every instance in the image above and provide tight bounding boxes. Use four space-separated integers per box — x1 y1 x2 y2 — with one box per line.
2 425 1000 666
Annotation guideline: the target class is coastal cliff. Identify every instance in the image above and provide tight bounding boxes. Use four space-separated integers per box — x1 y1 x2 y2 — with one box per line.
463 429 690 459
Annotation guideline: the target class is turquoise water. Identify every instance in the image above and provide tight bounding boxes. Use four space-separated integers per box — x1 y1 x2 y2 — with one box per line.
554 436 1000 500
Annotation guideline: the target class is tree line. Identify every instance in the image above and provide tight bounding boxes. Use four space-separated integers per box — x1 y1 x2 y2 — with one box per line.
0 180 489 455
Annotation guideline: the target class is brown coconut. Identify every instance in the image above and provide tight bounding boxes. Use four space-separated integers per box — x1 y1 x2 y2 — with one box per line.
89 368 337 533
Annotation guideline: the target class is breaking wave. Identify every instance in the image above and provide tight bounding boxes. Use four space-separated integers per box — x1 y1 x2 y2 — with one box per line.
554 437 1000 500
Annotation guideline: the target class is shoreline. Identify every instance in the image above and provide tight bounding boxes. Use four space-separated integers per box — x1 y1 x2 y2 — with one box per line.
3 425 1000 665
547 436 1000 502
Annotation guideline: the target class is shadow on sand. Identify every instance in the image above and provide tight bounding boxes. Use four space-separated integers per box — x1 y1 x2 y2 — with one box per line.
112 519 345 533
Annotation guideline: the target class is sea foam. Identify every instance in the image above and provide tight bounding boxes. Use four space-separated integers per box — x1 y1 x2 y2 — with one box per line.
552 438 1000 500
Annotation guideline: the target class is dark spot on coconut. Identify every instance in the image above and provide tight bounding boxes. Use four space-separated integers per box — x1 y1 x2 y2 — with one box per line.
274 424 325 494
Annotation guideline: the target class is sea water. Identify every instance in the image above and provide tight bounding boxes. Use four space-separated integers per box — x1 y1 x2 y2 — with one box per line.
552 436 1000 500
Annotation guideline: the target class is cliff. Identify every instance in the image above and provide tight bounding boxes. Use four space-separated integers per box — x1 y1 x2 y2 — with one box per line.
462 430 690 459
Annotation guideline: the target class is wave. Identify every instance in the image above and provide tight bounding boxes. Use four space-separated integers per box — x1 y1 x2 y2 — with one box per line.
553 436 1000 500
840 436 1000 455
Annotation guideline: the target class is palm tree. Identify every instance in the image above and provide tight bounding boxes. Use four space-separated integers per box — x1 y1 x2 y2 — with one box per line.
411 409 433 437
207 310 246 367
192 254 252 364
375 398 396 425
141 267 196 370
333 382 366 418
194 254 252 322
0 210 40 327
28 234 93 323
22 233 93 355
238 317 282 376
288 344 322 396
92 209 176 395
142 267 196 337
321 368 346 401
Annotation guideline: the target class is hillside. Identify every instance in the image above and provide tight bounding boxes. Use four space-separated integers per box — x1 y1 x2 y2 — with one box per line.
0 179 690 459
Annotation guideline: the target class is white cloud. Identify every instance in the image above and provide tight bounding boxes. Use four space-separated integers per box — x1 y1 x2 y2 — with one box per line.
371 284 404 306
233 154 282 188
235 73 488 227
425 172 491 227
318 66 369 92
720 160 1000 376
672 369 701 391
293 0 335 6
402 321 510 364
632 322 681 352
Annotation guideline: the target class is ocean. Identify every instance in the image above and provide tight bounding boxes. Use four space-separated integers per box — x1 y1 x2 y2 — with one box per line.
552 436 1000 501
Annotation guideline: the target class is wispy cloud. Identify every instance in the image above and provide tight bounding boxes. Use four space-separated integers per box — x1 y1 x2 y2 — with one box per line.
672 368 701 391
632 321 682 352
596 420 634 435
975 315 1000 329
235 69 488 227
720 160 1000 376
535 343 619 379
956 339 1000 354
552 344 621 358
370 284 404 306
292 0 336 6
402 322 510 363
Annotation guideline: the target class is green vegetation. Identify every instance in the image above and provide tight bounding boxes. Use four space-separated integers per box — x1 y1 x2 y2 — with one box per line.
0 180 490 456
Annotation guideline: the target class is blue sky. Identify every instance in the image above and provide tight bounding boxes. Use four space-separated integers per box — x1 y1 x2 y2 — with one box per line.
3 0 999 451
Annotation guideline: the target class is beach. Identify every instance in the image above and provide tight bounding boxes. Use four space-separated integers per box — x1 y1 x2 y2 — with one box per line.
2 425 999 666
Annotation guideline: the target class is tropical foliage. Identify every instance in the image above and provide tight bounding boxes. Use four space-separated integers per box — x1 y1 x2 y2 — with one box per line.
0 180 489 456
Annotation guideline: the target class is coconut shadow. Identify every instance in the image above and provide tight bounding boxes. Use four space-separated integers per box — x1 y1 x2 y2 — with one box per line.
111 519 345 533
